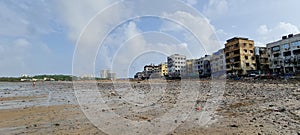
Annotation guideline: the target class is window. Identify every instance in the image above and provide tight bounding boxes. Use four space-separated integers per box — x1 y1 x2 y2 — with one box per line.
243 43 247 47
292 41 300 47
246 63 250 67
234 43 239 48
251 57 255 60
282 43 289 50
293 49 300 55
273 53 279 57
245 56 248 60
249 44 253 47
234 50 240 55
272 46 280 52
244 49 247 53
234 63 240 67
283 51 291 56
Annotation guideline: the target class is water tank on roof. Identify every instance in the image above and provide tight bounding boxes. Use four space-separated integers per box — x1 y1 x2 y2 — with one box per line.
282 36 287 40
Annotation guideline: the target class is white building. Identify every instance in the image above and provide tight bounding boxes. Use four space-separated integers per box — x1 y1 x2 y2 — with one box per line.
167 54 186 77
211 49 226 77
267 33 300 74
100 69 117 80
143 64 159 78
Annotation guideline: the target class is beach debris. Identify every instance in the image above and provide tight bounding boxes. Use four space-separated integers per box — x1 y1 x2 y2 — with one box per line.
195 107 201 111
229 124 238 128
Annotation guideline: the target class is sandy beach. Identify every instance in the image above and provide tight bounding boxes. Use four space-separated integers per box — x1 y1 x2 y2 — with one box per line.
0 80 299 135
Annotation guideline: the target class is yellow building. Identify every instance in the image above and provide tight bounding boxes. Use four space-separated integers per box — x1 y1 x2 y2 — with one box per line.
158 63 168 77
225 37 256 75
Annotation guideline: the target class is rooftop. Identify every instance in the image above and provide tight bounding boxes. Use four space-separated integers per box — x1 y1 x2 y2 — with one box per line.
226 37 250 43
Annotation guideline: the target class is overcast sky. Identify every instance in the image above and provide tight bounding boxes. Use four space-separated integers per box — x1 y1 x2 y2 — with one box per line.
1 0 299 77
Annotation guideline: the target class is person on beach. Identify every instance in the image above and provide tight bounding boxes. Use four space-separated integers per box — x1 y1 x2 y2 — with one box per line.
33 81 36 87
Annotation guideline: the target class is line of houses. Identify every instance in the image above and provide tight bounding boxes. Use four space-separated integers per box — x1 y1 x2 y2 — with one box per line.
134 33 300 79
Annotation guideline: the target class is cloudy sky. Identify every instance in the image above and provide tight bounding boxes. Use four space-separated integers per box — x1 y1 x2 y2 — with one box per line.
1 0 300 77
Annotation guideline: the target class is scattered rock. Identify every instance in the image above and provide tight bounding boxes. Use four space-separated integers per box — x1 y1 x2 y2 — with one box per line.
229 124 238 128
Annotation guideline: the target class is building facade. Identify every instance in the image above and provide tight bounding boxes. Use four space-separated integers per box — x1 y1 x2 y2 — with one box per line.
167 54 186 77
196 55 212 77
254 47 270 74
134 71 145 79
158 62 168 77
225 37 256 75
267 34 300 74
185 59 198 77
144 64 159 78
211 49 226 77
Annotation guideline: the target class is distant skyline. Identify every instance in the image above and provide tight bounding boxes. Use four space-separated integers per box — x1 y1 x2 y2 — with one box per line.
1 0 300 77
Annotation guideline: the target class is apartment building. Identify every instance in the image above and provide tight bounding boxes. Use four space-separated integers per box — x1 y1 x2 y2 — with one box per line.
167 54 186 77
211 49 226 77
185 59 198 77
254 47 270 74
144 64 159 78
267 34 300 74
196 55 212 77
225 37 256 75
158 62 168 77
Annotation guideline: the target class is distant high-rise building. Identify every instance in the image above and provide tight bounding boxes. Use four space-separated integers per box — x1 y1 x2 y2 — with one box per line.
167 54 186 77
100 69 117 80
225 37 256 75
267 33 300 74
100 70 109 78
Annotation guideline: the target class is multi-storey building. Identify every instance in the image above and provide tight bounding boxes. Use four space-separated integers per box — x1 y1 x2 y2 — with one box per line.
144 64 159 78
167 54 186 77
211 49 226 77
158 62 168 77
225 37 256 75
267 34 300 74
185 59 198 77
196 55 212 77
254 47 270 74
